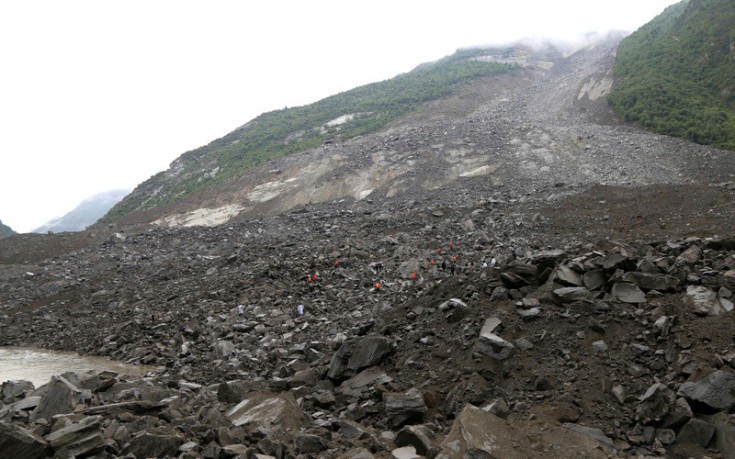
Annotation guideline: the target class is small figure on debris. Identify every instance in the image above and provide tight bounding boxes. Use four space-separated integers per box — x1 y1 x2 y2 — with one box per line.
441 259 447 271
297 304 304 316
374 281 381 291
411 271 417 280
482 260 488 269
449 242 454 251
437 247 442 254
491 258 497 268
511 248 517 260
450 264 456 276
237 304 244 317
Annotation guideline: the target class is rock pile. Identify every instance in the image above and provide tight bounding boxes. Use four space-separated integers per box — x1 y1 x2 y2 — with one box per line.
1 208 735 457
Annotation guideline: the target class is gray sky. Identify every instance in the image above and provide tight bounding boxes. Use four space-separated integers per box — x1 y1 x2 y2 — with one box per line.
0 0 679 232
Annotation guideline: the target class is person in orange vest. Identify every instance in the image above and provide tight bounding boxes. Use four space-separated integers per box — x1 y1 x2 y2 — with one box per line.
449 242 454 250
374 281 381 291
411 271 417 280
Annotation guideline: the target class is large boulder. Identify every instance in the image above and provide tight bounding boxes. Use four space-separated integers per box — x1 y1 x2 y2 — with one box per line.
384 387 427 428
678 370 735 412
435 404 534 459
225 391 310 436
1 380 34 403
636 383 676 424
552 287 593 305
622 272 680 292
473 318 514 361
683 286 731 316
0 422 50 459
553 265 583 286
611 282 647 303
45 415 105 457
30 376 89 423
120 432 184 458
328 336 394 380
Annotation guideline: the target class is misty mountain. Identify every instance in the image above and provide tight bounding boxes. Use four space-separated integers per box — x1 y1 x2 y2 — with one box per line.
608 0 735 149
0 219 14 239
34 189 130 233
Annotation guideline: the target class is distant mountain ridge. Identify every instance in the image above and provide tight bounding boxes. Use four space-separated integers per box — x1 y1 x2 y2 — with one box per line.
608 0 735 149
0 219 14 238
34 189 130 233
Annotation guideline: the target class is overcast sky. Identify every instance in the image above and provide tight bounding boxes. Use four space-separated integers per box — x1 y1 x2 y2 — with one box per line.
0 0 679 233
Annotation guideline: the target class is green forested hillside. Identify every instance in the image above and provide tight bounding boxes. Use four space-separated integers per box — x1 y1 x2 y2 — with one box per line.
608 0 735 150
106 49 515 220
0 219 15 238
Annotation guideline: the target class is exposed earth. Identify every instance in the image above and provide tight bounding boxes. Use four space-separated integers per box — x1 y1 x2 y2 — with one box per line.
1 36 735 459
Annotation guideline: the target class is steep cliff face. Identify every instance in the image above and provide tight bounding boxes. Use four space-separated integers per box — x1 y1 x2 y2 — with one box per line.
104 35 735 231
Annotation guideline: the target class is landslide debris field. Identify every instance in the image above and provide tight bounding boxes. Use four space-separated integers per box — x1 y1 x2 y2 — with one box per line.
2 38 735 459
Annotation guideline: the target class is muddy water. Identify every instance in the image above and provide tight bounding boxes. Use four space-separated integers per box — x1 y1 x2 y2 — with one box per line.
0 348 152 387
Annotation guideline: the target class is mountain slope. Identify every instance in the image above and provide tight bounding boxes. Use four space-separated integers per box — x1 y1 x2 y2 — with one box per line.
608 0 735 149
105 50 515 222
34 189 129 233
0 219 14 238
101 34 735 232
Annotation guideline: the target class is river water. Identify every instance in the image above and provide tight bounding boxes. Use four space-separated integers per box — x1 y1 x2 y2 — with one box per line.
0 348 152 387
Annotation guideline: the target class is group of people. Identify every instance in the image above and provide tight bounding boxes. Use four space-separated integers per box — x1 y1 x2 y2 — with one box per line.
231 242 518 320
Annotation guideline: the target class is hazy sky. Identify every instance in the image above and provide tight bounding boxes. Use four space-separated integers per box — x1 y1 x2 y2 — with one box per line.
0 0 679 232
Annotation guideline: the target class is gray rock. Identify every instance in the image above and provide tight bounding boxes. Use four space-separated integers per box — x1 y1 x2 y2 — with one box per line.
662 397 693 429
676 418 715 447
482 398 510 418
395 424 436 456
338 367 393 397
611 282 646 303
655 428 676 445
121 432 184 458
583 270 606 291
552 287 593 304
554 265 583 286
435 404 535 458
0 422 50 459
328 335 394 380
384 387 427 427
592 340 608 353
217 380 262 403
225 391 310 435
636 383 676 425
335 420 371 440
213 340 236 358
684 285 729 316
713 414 735 459
517 307 540 321
622 271 679 292
562 423 614 448
30 376 87 423
676 245 702 265
338 447 375 459
489 286 509 301
473 324 515 361
45 415 103 457
294 434 327 454
678 370 735 411
1 380 34 403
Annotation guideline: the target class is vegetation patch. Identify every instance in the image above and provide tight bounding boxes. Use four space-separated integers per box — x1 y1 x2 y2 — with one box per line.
608 0 735 150
105 49 515 221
